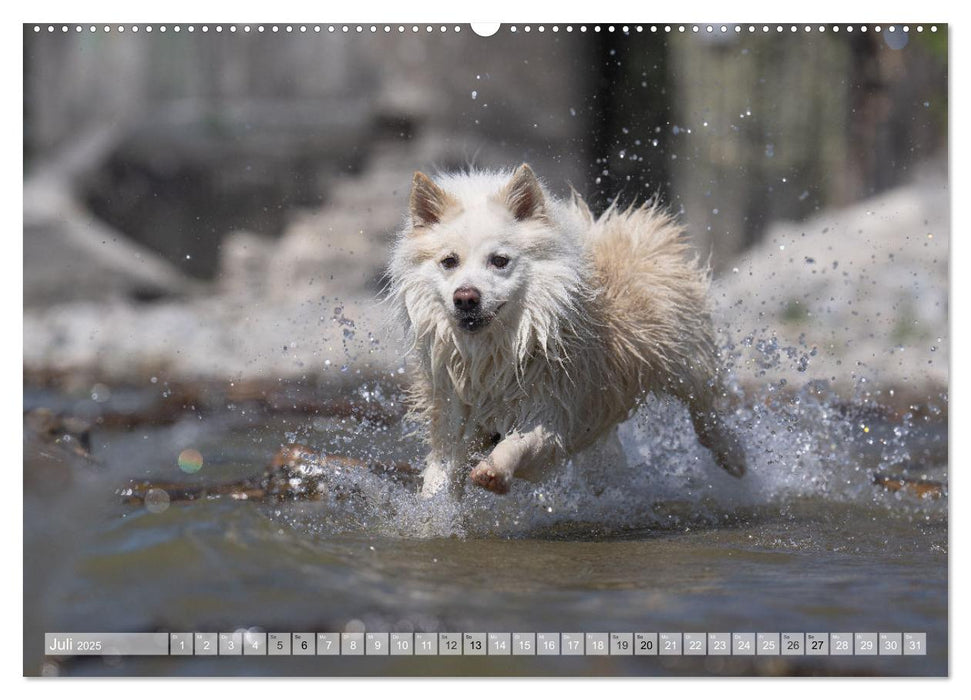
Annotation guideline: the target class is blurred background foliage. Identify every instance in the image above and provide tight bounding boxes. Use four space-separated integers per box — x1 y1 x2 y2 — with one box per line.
24 24 946 279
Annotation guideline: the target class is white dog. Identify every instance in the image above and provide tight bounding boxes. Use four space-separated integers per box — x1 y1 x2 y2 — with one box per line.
388 164 746 498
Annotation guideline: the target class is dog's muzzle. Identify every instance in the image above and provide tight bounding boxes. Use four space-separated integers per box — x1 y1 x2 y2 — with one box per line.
453 286 490 332
455 312 491 332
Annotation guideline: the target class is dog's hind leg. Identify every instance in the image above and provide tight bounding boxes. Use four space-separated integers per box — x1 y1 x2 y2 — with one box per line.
687 392 747 478
661 349 747 478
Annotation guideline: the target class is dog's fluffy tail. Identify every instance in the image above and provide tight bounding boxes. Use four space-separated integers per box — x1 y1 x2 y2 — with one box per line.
587 201 715 394
585 201 746 477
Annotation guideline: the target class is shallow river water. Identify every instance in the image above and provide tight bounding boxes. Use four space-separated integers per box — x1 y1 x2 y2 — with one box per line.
24 382 947 677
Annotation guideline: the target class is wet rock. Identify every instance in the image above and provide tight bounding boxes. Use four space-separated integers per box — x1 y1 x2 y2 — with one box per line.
24 408 99 494
24 408 93 457
24 129 197 308
24 184 195 307
79 100 374 279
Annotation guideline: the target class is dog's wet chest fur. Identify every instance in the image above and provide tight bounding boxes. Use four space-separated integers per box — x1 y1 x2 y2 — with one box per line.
445 369 528 441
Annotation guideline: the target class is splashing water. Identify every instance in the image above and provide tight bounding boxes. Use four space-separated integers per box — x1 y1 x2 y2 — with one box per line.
256 292 946 540
273 381 946 541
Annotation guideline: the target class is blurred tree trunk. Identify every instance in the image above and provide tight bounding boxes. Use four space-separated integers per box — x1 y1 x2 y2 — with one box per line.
668 33 852 269
656 30 943 271
588 30 672 212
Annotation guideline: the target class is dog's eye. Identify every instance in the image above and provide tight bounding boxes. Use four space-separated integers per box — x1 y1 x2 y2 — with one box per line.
490 254 510 269
440 254 460 270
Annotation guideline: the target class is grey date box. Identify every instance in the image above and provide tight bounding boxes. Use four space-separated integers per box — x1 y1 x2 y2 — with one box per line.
806 633 829 656
439 633 462 656
218 632 242 656
585 633 609 656
561 633 584 656
904 633 926 656
707 633 731 656
292 633 315 655
732 633 755 656
781 633 804 656
659 632 682 656
194 633 217 656
170 633 193 656
341 632 364 655
683 633 706 656
879 632 902 655
537 633 560 656
463 633 487 656
513 633 536 655
634 633 658 656
414 633 437 655
757 632 780 655
855 633 878 656
830 633 853 655
267 633 291 656
317 633 340 655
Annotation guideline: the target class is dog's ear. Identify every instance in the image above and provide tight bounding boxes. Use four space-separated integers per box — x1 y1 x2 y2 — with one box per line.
568 184 594 225
502 164 546 221
410 172 454 230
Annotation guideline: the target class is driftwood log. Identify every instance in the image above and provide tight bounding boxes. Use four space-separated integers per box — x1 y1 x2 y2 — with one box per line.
871 473 945 500
117 444 418 505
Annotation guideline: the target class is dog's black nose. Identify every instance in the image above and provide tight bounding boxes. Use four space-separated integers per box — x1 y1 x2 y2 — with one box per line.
453 287 481 312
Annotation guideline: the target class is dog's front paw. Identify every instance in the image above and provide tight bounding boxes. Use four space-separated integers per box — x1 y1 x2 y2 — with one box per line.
469 460 512 494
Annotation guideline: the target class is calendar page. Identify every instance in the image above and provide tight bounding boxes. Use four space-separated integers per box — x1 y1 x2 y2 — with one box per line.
23 19 949 678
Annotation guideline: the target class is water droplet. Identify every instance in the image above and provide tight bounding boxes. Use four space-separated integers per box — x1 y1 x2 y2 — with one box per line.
145 488 171 513
178 448 204 473
345 619 365 633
